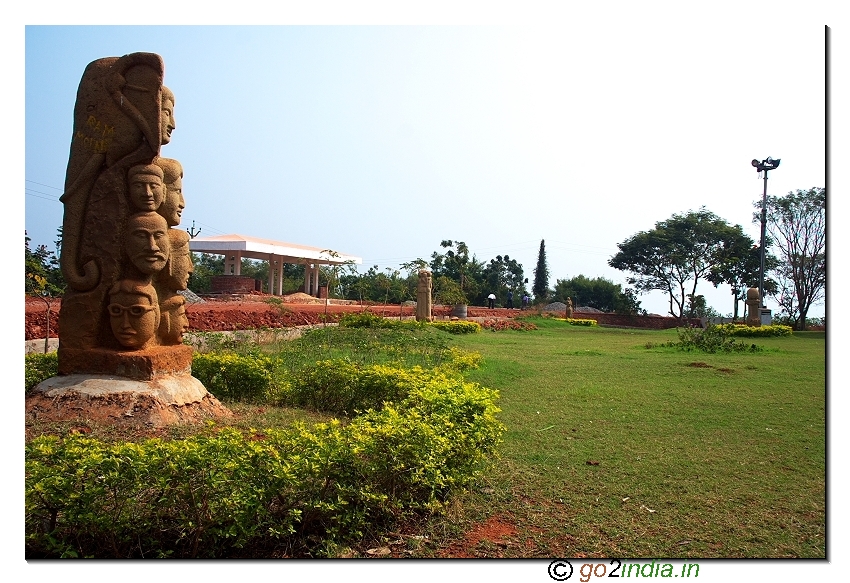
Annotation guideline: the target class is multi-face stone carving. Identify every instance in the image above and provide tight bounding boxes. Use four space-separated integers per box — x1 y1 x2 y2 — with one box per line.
57 53 194 359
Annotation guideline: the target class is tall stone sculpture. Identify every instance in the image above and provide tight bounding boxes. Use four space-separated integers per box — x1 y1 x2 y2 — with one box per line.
27 53 230 426
745 287 761 327
416 269 433 322
565 297 574 319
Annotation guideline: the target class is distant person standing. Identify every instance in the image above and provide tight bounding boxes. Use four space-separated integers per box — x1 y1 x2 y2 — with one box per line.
506 290 514 309
487 293 496 309
522 294 529 310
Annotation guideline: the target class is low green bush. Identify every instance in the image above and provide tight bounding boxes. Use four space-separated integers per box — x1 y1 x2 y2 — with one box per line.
338 312 397 329
565 318 598 327
192 352 284 403
284 359 429 414
444 346 483 372
715 323 793 337
669 324 763 353
26 352 58 394
429 321 482 334
25 378 504 558
339 314 485 335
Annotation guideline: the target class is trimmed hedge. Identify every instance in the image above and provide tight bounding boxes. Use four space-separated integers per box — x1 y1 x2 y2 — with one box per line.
339 313 482 336
26 377 504 558
715 323 793 337
565 318 598 327
191 352 284 403
284 354 483 415
429 321 482 334
338 312 412 329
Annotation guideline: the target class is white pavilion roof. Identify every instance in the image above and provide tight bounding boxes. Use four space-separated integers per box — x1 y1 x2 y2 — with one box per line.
188 234 362 265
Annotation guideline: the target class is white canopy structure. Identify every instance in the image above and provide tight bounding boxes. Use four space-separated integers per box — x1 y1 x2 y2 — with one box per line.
188 234 362 296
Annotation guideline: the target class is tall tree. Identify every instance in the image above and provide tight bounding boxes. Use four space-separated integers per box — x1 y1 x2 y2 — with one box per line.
481 254 526 306
609 208 743 318
553 275 644 314
532 239 549 302
754 187 825 330
707 237 778 320
430 240 483 304
25 231 65 296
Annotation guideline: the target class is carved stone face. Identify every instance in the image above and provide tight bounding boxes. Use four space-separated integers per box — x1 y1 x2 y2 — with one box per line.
173 251 193 290
124 212 170 274
129 172 166 212
161 301 189 344
161 96 176 145
108 287 159 349
158 176 185 226
162 248 193 290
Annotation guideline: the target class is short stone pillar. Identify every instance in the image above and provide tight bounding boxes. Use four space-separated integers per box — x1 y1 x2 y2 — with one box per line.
416 269 433 322
565 297 574 319
745 287 761 327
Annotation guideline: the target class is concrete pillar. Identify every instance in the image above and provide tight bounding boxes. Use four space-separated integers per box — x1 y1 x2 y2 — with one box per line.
312 265 320 296
304 262 311 294
268 254 276 295
234 251 242 276
277 260 284 297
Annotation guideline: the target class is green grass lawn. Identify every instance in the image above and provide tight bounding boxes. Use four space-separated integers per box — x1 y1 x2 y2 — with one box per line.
443 318 825 558
27 319 825 558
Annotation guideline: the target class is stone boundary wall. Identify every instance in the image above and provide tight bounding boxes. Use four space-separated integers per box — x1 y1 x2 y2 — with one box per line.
573 311 702 329
210 276 259 294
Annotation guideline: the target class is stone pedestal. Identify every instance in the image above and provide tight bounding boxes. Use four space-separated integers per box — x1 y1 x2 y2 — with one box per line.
59 345 193 380
26 373 232 428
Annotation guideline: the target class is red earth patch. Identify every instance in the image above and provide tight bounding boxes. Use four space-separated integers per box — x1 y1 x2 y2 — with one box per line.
439 515 519 558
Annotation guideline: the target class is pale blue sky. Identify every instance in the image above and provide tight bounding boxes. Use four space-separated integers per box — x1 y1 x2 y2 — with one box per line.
23 21 827 317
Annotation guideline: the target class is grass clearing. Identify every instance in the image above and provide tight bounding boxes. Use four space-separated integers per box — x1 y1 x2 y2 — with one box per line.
442 318 825 558
26 319 825 558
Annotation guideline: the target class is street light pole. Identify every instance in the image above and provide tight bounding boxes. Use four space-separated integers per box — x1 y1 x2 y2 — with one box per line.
758 170 768 308
751 156 780 310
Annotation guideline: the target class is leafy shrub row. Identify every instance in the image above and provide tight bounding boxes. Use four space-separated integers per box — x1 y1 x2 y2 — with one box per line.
480 319 538 332
26 352 58 393
26 379 505 558
339 313 482 336
285 359 431 415
714 323 793 337
339 312 412 328
283 353 482 415
192 352 284 403
445 346 484 371
428 320 482 334
668 324 763 353
565 318 598 327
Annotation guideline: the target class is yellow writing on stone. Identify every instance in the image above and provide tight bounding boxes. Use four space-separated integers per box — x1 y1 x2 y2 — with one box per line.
86 115 115 138
75 115 115 153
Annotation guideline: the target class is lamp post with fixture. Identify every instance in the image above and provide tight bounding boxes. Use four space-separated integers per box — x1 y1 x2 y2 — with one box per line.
751 156 780 313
